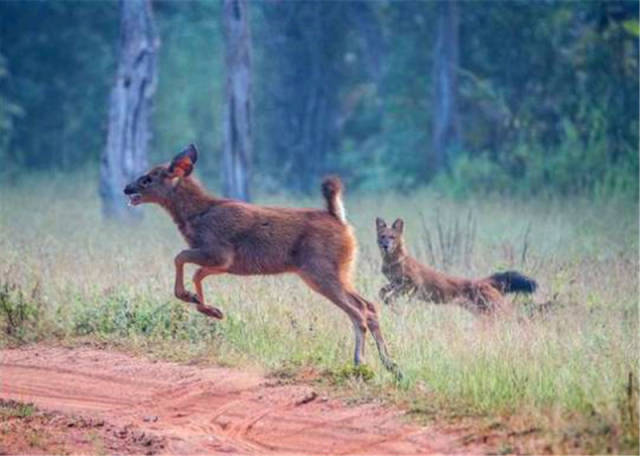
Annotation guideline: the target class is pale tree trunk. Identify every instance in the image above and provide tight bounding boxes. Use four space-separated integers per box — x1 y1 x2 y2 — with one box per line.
222 0 252 201
431 0 460 173
100 0 158 220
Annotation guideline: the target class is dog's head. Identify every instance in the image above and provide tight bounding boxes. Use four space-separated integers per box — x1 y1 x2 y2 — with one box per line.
375 217 405 256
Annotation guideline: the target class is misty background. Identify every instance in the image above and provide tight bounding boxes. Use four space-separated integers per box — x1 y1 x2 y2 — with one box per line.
0 0 637 217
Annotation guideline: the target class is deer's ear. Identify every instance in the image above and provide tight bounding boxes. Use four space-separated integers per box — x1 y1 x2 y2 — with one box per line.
391 218 404 234
375 217 387 231
168 144 198 177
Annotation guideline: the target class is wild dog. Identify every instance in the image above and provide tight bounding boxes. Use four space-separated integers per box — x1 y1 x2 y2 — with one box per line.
123 145 399 375
376 217 537 314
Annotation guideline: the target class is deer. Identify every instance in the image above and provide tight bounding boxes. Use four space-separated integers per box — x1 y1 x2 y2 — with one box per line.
123 144 400 377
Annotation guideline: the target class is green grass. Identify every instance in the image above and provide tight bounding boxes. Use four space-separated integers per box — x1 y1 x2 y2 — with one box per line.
0 400 35 419
0 174 638 453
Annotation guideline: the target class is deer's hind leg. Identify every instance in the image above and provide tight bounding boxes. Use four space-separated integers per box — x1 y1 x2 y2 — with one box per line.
298 269 368 366
349 292 402 379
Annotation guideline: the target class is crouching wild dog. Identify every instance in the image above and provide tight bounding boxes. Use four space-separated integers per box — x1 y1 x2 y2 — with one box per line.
123 144 400 376
376 217 537 314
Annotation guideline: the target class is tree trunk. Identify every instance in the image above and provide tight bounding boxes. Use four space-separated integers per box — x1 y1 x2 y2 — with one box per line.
431 0 460 173
222 0 252 201
100 0 158 220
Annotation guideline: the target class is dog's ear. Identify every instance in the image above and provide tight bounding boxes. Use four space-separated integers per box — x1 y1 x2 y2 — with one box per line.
168 144 198 177
376 217 387 231
391 218 404 234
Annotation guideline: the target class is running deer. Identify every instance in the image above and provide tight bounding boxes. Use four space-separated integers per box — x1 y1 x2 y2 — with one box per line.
124 145 400 376
376 217 537 314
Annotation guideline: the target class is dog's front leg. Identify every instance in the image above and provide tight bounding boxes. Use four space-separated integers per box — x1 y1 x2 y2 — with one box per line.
379 283 400 305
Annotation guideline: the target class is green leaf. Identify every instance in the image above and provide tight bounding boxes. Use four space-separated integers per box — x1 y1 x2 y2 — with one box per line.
623 19 639 37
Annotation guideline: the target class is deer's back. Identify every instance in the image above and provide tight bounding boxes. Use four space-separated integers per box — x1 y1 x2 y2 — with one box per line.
188 201 355 276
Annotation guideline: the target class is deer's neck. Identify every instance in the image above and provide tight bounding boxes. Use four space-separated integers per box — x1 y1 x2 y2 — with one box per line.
161 178 217 227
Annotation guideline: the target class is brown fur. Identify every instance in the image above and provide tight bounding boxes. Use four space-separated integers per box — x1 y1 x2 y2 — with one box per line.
376 217 533 314
123 145 400 375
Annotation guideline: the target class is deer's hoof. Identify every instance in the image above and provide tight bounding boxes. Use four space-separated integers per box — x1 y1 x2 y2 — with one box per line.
176 290 201 304
197 304 224 320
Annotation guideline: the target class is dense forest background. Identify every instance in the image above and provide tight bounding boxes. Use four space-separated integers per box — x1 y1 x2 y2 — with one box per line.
0 0 638 200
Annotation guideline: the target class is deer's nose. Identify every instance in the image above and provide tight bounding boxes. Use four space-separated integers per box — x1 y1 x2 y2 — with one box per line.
123 183 137 195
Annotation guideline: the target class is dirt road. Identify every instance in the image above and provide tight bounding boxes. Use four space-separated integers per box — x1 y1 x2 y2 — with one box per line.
0 345 485 454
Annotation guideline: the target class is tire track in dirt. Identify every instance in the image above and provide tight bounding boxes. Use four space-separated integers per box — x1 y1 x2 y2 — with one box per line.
0 345 485 454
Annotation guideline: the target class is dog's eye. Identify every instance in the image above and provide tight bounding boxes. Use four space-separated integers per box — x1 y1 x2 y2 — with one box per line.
139 176 152 187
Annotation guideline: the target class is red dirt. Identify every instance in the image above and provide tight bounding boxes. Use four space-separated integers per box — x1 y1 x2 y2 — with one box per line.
0 345 487 454
0 398 165 455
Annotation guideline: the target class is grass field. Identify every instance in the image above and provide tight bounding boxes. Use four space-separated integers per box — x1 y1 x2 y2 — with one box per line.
1 174 638 453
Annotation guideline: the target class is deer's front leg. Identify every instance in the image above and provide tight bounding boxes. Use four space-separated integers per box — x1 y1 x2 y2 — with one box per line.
173 248 231 318
174 249 206 304
192 267 225 319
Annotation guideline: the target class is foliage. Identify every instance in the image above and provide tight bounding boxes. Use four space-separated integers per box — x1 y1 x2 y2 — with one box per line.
0 1 636 197
447 1 639 197
0 2 117 172
0 53 23 179
330 364 376 384
151 1 224 184
0 400 36 419
0 280 42 342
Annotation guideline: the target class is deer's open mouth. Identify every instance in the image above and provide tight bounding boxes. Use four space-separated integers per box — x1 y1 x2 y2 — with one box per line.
127 193 142 206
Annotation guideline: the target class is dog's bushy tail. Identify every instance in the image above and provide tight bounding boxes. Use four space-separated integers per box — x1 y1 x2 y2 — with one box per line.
321 176 346 223
488 270 537 294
